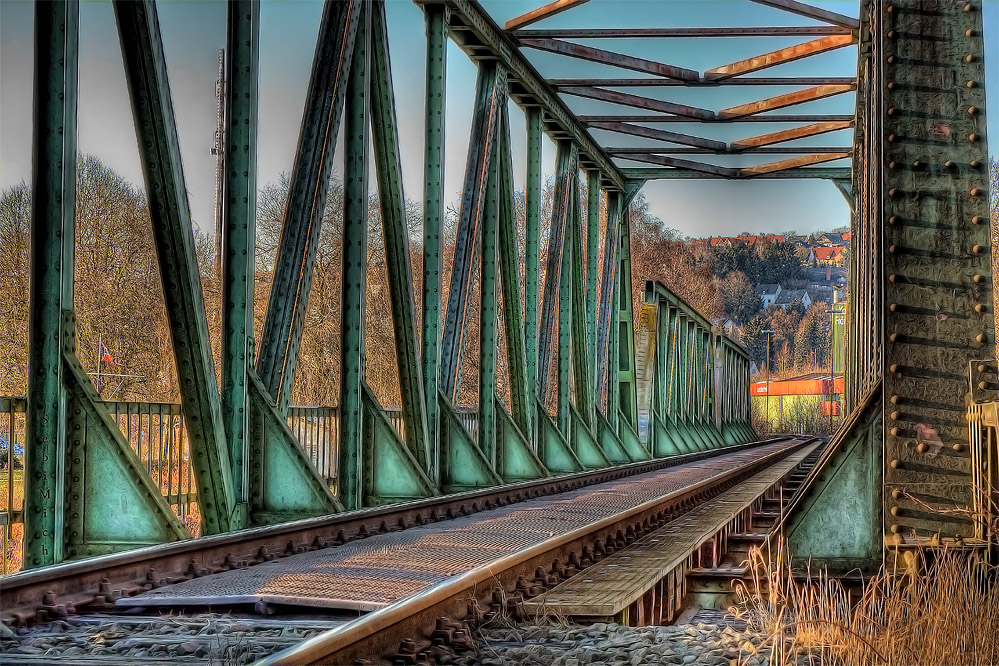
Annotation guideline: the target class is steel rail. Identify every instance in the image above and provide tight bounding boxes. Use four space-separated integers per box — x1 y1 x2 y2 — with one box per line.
0 438 786 625
257 437 814 665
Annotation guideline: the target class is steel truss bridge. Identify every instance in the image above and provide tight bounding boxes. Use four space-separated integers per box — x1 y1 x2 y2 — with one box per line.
1 0 994 662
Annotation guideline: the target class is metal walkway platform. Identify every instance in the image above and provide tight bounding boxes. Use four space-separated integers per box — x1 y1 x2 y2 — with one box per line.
521 442 819 620
118 440 805 612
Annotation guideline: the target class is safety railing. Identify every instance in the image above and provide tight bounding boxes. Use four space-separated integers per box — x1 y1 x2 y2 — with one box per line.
1 397 480 574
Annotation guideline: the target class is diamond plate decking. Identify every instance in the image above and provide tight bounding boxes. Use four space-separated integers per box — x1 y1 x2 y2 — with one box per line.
117 440 805 612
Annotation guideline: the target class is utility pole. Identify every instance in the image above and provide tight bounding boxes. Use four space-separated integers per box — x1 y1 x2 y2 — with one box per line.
763 329 775 435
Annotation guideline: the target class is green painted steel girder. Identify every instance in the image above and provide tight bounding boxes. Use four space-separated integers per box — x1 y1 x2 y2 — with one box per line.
537 143 576 411
256 0 360 412
114 0 235 534
496 107 533 438
439 63 505 402
478 138 501 464
369 0 431 471
595 191 620 415
586 171 600 366
570 171 595 429
338 2 370 512
421 3 448 482
524 108 542 410
23 0 79 568
220 0 260 515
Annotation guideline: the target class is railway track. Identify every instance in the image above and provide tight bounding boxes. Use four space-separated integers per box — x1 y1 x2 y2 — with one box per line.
0 437 818 665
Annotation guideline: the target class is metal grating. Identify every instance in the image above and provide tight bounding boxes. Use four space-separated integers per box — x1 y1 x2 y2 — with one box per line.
118 441 801 612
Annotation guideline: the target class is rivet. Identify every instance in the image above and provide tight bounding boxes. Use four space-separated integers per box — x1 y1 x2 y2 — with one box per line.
979 381 989 390
888 187 900 198
911 160 922 169
964 2 975 11
965 54 977 63
970 159 981 169
889 215 901 225
887 107 899 116
972 244 984 254
890 394 900 405
890 459 901 469
888 160 899 169
976 333 987 344
966 80 978 88
889 273 898 283
969 133 980 142
890 505 902 516
887 30 897 40
890 523 902 534
972 215 984 225
970 187 982 197
968 106 979 115
887 133 898 143
973 274 985 283
952 443 964 452
890 410 901 420
975 303 986 314
889 333 901 343
891 426 901 437
890 363 900 373
887 80 898 89
945 159 956 169
966 28 977 37
888 244 898 254
886 54 897 64
916 442 928 453
889 303 899 312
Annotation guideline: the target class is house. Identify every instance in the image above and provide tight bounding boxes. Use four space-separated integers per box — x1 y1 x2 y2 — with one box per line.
713 318 737 337
775 288 812 310
816 232 849 246
756 283 781 308
813 246 846 266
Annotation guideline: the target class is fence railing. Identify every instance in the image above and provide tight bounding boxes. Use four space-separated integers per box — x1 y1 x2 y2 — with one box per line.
1 397 479 575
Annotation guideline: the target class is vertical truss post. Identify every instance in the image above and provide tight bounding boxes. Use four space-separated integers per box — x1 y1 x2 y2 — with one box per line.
557 177 573 435
115 0 234 533
220 0 259 513
369 0 430 470
422 3 448 478
524 108 543 410
616 206 638 430
538 143 575 409
571 172 594 428
497 108 532 437
586 171 600 363
440 63 504 401
338 3 369 511
479 145 501 463
24 0 79 568
256 0 360 412
595 191 620 415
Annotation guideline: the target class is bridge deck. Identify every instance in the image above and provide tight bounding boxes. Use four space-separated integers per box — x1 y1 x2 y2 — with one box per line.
117 440 806 612
522 442 818 618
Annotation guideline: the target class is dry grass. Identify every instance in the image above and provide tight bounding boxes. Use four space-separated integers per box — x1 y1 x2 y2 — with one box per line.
731 538 999 666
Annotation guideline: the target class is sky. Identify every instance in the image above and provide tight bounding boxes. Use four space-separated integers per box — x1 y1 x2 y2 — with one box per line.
0 0 996 239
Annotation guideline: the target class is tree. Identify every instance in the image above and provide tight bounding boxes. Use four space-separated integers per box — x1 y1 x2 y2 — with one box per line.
718 270 759 323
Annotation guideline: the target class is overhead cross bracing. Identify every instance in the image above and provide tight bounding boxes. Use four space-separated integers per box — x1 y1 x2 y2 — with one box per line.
497 0 858 181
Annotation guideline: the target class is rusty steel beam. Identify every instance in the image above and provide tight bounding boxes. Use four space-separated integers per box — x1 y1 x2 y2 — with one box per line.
739 151 850 176
614 153 739 178
560 86 714 120
514 26 853 38
552 76 856 87
589 120 726 150
504 0 589 31
519 38 697 81
704 34 855 81
731 119 852 149
421 0 626 191
748 0 859 30
718 84 854 119
607 146 850 155
581 113 854 123
620 166 850 180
